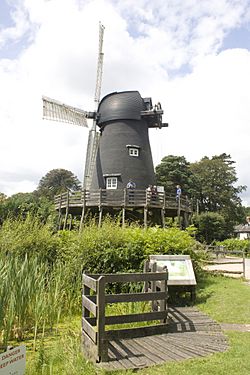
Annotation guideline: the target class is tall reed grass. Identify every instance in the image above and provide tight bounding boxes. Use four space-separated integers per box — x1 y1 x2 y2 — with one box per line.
0 255 80 350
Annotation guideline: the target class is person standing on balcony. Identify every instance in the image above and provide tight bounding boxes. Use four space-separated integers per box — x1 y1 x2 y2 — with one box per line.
126 179 136 189
176 185 182 201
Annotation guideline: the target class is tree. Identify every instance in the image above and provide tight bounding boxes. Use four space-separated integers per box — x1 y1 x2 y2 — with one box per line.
0 193 7 203
0 192 55 224
192 212 226 244
155 155 194 196
37 169 81 198
189 154 245 225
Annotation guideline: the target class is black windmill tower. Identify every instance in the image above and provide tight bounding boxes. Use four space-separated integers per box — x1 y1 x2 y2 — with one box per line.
42 24 169 226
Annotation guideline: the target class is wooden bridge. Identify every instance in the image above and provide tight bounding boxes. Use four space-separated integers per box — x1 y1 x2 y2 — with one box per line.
55 189 192 228
82 271 228 371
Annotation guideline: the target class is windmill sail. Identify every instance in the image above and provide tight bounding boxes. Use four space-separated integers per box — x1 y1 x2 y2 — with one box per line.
83 130 100 190
42 96 89 127
83 22 105 189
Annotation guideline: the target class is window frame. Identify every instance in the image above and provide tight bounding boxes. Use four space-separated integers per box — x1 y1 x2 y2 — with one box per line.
128 147 139 157
106 177 118 189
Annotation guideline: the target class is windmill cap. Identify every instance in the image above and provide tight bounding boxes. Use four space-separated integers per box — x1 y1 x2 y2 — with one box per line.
97 91 146 125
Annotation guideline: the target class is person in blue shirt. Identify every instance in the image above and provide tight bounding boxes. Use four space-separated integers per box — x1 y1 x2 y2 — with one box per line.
127 179 136 189
176 185 182 200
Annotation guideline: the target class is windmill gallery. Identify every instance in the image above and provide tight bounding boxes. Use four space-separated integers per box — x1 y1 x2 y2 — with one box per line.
42 24 192 228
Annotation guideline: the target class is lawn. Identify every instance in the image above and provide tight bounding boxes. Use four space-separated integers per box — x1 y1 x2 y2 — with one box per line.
24 274 250 375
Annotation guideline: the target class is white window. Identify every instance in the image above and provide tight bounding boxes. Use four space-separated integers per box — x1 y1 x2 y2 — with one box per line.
129 148 139 157
106 177 118 189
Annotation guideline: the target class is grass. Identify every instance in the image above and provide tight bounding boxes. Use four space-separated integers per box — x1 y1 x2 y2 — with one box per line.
22 274 250 375
196 273 250 323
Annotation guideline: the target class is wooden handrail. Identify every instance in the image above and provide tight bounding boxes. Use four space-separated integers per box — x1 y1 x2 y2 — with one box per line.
55 189 192 211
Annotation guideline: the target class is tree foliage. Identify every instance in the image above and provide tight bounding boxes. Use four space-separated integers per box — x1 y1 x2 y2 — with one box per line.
156 153 246 240
155 155 193 195
192 212 226 244
189 154 245 213
37 169 81 198
0 192 55 224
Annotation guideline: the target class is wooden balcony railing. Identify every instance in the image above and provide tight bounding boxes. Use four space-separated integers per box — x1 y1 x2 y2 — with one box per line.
55 189 192 212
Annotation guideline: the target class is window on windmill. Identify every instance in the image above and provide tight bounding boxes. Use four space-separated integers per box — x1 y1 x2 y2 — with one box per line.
106 177 118 189
129 148 139 157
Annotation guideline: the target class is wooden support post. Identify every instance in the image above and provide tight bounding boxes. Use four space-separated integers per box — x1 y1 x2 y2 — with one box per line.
63 190 70 230
177 196 181 228
122 207 125 228
98 208 103 229
57 193 62 230
98 189 103 229
68 214 73 230
79 189 86 232
161 209 165 228
122 188 126 228
97 276 108 362
144 207 148 229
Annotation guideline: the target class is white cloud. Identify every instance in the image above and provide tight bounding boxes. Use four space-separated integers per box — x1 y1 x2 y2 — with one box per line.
0 0 250 205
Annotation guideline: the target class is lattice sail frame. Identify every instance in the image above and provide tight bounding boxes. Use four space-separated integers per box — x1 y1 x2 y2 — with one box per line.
42 96 89 128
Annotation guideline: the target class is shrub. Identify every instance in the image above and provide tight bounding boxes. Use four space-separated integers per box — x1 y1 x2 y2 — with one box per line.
216 238 250 254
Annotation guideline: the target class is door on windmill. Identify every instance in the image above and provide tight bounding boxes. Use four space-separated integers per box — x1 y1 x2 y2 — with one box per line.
106 177 118 189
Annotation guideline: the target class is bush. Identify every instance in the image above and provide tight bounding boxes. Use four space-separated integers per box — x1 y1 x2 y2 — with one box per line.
216 238 250 254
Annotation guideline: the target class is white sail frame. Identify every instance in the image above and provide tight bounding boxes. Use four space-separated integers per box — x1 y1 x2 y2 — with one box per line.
42 96 88 128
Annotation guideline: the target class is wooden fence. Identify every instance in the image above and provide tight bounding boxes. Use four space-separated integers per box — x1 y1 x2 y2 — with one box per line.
82 271 169 363
204 246 246 278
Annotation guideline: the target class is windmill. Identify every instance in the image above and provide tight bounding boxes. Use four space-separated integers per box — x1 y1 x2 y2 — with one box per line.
42 23 173 228
43 22 105 190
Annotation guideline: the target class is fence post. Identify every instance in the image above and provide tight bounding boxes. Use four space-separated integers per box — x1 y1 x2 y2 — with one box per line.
159 268 168 323
243 250 246 279
97 276 108 362
151 262 157 311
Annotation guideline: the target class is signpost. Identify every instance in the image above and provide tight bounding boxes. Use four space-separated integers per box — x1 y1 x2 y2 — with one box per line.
0 346 26 375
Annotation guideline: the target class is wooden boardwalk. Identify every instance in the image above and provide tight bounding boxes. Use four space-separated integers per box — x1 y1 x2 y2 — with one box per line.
97 306 228 370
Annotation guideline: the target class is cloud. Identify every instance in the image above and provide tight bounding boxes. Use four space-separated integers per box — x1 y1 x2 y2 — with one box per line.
0 0 250 205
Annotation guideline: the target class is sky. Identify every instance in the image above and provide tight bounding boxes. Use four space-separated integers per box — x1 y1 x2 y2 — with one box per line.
0 0 250 205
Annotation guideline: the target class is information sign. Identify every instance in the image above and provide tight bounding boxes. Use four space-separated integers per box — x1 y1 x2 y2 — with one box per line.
149 255 196 286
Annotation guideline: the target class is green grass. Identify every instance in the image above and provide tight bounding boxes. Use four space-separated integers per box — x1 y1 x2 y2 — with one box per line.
22 274 250 375
196 274 250 323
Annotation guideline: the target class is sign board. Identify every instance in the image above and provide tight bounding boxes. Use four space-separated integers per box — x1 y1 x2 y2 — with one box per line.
0 346 26 375
149 255 196 286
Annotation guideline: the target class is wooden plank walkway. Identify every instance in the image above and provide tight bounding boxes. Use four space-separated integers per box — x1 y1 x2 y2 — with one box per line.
97 306 228 370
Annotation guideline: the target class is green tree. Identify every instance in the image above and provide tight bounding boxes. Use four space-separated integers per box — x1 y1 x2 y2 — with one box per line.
0 192 55 224
37 169 81 198
192 212 226 243
190 154 245 228
155 155 194 195
0 193 7 203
